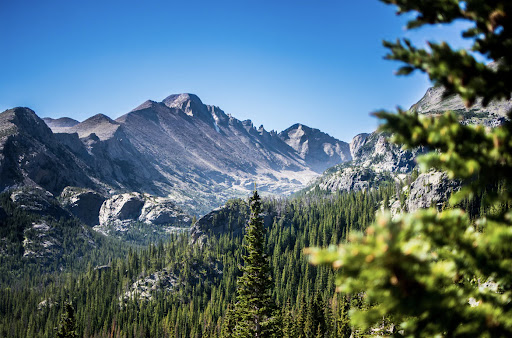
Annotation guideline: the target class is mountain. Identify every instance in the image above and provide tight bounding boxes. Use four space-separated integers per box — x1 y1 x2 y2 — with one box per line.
0 108 97 194
42 117 79 133
278 123 351 172
0 94 351 215
411 62 510 126
411 85 510 127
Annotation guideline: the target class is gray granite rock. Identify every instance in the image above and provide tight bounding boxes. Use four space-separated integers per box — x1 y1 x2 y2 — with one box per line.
60 187 105 226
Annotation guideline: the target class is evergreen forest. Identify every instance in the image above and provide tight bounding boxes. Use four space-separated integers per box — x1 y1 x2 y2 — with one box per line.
0 184 398 337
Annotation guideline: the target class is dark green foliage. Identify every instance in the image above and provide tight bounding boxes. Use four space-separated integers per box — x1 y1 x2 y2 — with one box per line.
309 0 512 336
0 184 398 337
0 192 133 286
232 190 277 337
55 302 77 338
98 220 189 246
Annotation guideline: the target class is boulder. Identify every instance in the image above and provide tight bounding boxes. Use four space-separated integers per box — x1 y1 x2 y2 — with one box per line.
98 192 191 227
139 196 191 226
60 187 105 226
99 193 145 226
406 171 459 212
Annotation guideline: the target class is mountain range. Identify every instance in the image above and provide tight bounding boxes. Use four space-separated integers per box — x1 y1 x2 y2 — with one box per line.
2 84 510 220
1 93 353 215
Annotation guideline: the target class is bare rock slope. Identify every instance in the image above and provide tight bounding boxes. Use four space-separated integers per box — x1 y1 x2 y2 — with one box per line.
279 123 351 172
0 94 351 215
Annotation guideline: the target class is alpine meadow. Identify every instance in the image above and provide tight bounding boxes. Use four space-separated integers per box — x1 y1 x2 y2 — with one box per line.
0 0 511 337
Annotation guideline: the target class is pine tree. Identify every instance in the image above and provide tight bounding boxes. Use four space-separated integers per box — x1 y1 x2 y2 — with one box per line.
56 302 78 338
233 190 277 337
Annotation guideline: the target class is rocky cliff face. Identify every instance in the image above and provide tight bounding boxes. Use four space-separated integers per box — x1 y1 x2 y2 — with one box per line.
349 133 369 159
59 187 106 226
307 130 424 195
405 171 459 212
96 192 191 229
315 166 390 193
139 196 191 226
351 132 423 173
305 83 511 198
410 81 510 129
411 85 512 118
0 108 97 195
11 187 71 219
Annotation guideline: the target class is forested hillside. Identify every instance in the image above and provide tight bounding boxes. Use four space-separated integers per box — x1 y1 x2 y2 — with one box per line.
0 184 396 337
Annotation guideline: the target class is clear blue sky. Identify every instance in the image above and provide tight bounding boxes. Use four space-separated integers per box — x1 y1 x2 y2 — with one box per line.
0 0 473 141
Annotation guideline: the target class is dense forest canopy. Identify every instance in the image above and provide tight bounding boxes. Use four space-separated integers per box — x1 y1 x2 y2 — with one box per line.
0 186 397 337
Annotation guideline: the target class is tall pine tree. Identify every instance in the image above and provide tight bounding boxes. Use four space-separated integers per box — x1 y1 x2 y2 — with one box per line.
233 190 278 337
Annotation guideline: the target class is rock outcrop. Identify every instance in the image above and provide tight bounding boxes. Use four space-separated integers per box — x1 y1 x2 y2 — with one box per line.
60 187 106 226
349 133 369 159
99 193 145 225
317 166 386 193
10 187 71 219
139 196 191 226
307 130 424 194
22 221 61 259
98 192 191 227
405 171 459 212
411 85 512 118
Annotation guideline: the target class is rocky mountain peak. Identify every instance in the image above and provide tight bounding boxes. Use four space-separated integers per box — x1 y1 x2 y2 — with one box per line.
162 93 207 117
0 107 54 141
83 113 115 124
0 94 358 215
68 113 120 140
411 62 511 118
130 100 161 112
349 133 369 159
289 123 307 131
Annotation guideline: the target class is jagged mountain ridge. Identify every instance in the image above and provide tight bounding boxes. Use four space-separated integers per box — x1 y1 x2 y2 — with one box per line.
1 94 352 215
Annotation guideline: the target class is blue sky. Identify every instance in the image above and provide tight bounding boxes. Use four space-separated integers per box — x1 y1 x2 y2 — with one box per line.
0 0 473 141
